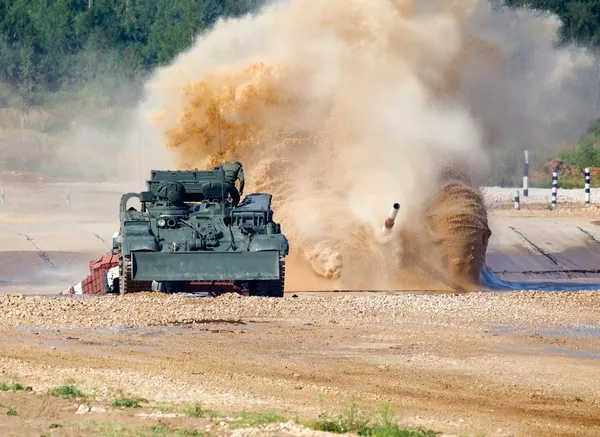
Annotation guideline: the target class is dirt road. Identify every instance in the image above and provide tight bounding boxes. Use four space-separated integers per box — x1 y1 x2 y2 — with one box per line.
0 292 599 437
0 178 599 437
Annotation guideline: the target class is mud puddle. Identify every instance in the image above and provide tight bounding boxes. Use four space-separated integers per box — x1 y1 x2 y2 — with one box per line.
494 341 600 361
8 327 162 357
539 344 600 360
488 324 600 337
7 321 259 360
486 324 600 360
14 319 254 336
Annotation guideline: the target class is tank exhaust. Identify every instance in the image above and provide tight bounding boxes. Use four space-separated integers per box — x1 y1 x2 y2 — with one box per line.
381 203 400 235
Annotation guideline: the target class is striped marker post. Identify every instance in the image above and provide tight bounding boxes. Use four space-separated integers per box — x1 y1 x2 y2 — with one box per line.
1 189 4 206
585 168 591 205
514 190 520 210
551 171 558 208
523 150 529 197
66 191 71 208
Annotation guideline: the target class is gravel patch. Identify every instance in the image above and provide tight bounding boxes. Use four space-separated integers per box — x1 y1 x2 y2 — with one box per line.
481 186 600 208
0 291 598 331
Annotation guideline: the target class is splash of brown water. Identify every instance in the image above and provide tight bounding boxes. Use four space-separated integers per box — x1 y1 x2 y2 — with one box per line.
135 0 594 291
398 180 491 291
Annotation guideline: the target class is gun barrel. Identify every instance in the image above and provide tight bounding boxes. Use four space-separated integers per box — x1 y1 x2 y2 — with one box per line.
382 203 400 235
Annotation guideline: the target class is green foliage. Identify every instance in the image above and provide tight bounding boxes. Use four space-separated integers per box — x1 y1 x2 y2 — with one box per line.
307 401 436 437
111 396 147 408
557 120 600 168
0 382 32 392
0 0 592 111
6 409 17 416
309 401 370 434
47 384 86 399
2 0 599 188
182 402 218 418
537 171 600 188
504 0 600 49
557 143 600 168
0 0 265 109
179 429 204 436
231 410 286 428
182 403 205 417
88 421 205 437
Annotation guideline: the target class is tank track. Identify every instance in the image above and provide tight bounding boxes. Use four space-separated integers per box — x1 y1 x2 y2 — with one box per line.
119 255 153 295
248 258 285 297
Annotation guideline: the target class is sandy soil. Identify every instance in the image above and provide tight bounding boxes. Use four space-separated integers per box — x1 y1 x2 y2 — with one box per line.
0 178 599 437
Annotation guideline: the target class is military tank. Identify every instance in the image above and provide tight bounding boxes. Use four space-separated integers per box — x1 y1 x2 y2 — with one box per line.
111 168 289 297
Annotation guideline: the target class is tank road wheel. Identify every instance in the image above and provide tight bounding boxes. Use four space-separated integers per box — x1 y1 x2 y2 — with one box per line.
119 255 153 295
249 258 285 298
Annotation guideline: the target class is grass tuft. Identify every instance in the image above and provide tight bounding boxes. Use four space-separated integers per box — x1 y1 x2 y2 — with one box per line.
307 401 436 437
111 396 146 408
182 402 218 418
6 409 17 416
231 410 286 428
363 423 437 437
48 384 86 399
88 420 205 436
0 382 32 392
308 404 370 434
150 425 168 435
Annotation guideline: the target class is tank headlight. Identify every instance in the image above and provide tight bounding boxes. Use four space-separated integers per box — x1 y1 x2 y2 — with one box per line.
157 218 166 227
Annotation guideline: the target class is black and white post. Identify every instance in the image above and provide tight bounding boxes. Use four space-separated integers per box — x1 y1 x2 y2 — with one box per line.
66 191 71 208
514 190 520 210
551 171 558 208
585 168 591 205
523 150 529 197
1 189 4 206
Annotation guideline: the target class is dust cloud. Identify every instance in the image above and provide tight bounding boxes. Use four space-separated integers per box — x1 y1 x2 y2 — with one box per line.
134 0 599 291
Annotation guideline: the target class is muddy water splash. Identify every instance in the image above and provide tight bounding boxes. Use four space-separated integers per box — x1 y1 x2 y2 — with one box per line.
136 0 598 291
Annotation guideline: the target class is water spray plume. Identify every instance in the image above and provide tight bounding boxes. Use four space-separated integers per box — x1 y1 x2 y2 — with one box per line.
135 0 600 291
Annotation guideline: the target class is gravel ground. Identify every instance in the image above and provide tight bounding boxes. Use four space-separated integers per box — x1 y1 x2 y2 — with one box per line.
1 291 598 330
1 292 599 437
481 186 600 208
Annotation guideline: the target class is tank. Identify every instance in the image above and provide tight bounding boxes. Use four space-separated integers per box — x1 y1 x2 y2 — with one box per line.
112 168 289 297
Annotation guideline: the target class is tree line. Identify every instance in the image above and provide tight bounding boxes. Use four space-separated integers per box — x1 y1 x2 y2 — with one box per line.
504 0 600 48
0 0 598 109
0 0 263 108
503 1 600 170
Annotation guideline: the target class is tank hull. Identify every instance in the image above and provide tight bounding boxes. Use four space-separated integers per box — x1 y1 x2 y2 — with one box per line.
131 250 281 281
